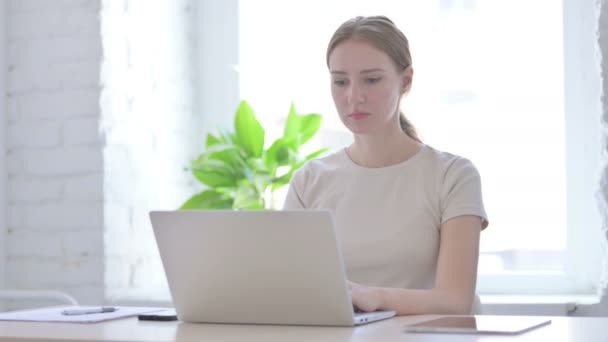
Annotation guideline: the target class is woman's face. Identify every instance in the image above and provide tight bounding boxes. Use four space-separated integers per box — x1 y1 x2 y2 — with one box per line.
328 39 411 135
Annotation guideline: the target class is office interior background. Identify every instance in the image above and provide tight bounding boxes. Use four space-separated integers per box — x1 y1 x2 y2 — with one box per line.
0 0 607 316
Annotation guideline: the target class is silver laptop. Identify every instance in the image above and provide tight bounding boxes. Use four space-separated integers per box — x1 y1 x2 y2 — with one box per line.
149 210 396 326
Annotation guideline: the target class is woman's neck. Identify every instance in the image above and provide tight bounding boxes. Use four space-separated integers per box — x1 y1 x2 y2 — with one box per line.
347 129 422 168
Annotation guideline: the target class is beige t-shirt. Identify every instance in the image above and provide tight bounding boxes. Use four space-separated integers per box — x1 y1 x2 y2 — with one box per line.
283 144 488 291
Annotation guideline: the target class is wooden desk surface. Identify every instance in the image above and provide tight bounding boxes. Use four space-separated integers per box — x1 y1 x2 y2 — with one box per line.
0 315 605 342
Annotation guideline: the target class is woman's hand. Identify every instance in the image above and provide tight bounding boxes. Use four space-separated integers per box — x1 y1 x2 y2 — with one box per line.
348 280 384 312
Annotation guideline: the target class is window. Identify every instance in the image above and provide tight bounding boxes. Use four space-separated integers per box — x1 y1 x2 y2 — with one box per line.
236 0 604 296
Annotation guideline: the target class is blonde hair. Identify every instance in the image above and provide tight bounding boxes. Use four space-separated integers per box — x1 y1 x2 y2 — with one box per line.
326 16 421 142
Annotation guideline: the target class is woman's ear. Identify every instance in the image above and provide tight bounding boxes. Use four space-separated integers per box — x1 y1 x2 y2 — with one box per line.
401 66 414 94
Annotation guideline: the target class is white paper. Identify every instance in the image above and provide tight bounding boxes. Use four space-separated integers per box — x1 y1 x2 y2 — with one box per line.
0 306 168 323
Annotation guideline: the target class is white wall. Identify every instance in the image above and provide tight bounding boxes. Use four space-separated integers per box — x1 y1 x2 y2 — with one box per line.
1 0 208 308
572 0 608 317
2 0 201 307
99 0 200 304
563 0 605 297
597 0 608 296
0 0 8 301
4 0 104 306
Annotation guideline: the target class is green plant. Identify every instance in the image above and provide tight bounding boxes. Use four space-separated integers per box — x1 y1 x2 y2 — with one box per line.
181 100 328 210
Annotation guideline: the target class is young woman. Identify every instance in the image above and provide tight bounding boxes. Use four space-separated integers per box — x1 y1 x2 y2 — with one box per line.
284 16 489 315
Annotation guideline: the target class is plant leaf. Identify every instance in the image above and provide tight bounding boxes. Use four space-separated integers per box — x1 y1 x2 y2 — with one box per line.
299 113 322 145
204 144 239 155
283 101 300 141
246 157 268 174
234 100 265 157
253 173 272 195
187 100 327 211
265 137 298 170
233 185 264 210
205 133 221 148
204 144 240 165
218 129 237 145
271 172 293 190
191 159 236 187
241 164 256 185
264 138 282 170
180 190 233 209
276 146 291 166
192 169 235 188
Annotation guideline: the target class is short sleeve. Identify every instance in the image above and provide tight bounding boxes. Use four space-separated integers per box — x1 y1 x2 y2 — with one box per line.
283 167 307 209
440 158 489 230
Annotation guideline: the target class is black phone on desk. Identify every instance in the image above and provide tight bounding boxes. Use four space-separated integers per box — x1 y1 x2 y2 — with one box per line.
138 309 178 321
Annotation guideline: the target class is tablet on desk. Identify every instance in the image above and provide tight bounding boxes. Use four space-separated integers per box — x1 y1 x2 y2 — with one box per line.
403 315 551 335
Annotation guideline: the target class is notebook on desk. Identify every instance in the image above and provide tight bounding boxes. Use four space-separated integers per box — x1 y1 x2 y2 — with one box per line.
149 210 396 326
403 315 552 335
0 306 167 323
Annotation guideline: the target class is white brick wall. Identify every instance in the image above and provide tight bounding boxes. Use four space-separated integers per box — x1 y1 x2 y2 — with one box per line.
99 0 201 303
7 121 62 149
599 0 608 285
0 0 8 301
581 0 608 316
2 0 210 306
5 0 104 306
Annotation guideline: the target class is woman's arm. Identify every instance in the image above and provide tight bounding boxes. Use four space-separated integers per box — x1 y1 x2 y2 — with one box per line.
350 215 482 315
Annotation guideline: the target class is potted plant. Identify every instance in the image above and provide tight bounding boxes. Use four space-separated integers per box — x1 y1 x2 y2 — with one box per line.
181 100 328 210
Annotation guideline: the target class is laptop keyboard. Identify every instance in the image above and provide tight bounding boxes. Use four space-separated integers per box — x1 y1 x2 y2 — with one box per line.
353 307 367 315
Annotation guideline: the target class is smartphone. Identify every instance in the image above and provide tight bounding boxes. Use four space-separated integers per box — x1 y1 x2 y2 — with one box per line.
137 309 178 321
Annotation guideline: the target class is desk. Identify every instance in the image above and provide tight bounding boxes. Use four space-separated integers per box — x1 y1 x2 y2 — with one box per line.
0 315 605 342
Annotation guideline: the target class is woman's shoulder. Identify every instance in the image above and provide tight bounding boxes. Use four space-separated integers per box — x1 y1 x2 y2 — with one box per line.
421 145 482 189
298 148 348 173
423 145 477 171
290 149 348 183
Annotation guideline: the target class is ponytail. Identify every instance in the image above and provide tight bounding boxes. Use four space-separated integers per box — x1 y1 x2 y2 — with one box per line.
399 112 421 143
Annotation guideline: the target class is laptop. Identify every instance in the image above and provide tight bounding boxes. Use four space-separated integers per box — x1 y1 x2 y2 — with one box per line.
149 210 396 326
